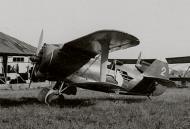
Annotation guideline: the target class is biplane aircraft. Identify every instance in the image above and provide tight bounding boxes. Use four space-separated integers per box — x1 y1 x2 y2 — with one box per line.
29 30 172 104
166 56 190 87
109 54 190 88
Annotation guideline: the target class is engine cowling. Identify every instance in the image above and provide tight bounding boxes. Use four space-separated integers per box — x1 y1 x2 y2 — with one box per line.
30 44 59 80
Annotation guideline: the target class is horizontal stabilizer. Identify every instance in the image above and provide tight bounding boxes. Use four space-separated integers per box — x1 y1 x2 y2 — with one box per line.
169 77 190 81
144 76 175 87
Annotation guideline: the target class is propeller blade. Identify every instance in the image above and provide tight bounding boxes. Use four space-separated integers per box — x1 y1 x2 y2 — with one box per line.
36 29 44 55
29 29 44 87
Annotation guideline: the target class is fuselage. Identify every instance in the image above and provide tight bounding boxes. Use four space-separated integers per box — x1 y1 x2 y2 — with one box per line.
33 44 166 96
66 58 144 92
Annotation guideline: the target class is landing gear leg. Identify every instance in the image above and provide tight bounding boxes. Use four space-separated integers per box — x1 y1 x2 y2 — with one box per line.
37 87 51 102
37 81 77 105
37 81 64 105
147 95 151 100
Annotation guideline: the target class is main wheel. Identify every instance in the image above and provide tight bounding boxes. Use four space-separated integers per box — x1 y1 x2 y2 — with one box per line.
45 89 60 104
37 87 50 102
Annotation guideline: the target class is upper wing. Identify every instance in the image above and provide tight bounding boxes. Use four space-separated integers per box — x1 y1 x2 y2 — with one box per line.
62 30 140 57
166 56 190 64
108 59 155 65
0 32 36 56
61 30 140 82
110 56 190 64
35 30 140 80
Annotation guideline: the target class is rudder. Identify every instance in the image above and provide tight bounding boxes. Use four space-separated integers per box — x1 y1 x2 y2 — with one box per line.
143 59 169 80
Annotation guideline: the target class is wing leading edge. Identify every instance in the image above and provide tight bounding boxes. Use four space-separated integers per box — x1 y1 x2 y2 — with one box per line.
35 30 140 80
61 30 140 57
166 56 190 64
61 30 140 82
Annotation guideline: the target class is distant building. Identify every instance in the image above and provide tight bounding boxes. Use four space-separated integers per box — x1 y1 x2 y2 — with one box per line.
0 56 33 83
0 32 36 84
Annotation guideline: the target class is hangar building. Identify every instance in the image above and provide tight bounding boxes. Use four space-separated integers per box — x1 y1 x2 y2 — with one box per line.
0 32 36 84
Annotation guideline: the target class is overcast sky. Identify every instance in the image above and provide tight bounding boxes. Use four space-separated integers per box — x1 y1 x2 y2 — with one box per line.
0 0 190 59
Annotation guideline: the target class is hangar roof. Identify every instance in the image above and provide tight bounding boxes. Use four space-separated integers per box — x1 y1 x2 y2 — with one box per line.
0 32 36 56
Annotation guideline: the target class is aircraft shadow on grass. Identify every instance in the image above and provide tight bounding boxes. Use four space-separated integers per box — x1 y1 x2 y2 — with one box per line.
0 97 41 107
0 96 147 108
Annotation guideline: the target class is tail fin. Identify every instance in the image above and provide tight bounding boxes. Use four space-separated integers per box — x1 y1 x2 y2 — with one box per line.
143 59 169 80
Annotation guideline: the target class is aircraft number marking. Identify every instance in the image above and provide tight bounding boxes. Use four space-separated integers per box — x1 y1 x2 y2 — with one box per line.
160 67 167 76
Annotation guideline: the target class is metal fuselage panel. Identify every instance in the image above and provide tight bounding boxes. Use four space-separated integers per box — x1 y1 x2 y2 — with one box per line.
37 44 93 80
67 59 145 92
67 59 117 84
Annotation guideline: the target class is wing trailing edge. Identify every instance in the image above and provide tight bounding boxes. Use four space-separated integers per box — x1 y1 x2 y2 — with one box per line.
32 30 140 81
166 56 190 64
61 30 140 82
62 30 140 57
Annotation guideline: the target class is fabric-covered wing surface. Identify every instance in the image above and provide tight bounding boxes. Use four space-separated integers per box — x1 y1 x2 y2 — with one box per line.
61 30 140 82
62 30 139 57
166 56 190 64
37 30 140 80
0 32 36 56
169 77 190 81
108 59 155 65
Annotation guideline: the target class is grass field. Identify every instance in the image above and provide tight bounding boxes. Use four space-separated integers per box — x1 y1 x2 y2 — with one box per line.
0 86 189 129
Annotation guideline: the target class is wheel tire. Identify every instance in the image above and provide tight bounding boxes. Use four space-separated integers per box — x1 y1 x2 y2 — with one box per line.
45 91 60 105
37 87 50 102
